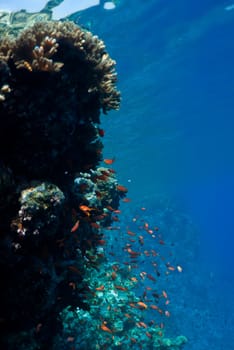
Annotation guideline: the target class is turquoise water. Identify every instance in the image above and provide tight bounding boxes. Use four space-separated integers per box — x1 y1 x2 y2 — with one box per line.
73 1 234 349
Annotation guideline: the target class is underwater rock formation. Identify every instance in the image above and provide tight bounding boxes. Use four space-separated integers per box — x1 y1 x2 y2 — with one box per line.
0 17 187 350
0 19 121 349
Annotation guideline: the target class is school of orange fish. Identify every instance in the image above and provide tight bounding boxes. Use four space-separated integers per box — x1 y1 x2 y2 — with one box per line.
61 156 185 349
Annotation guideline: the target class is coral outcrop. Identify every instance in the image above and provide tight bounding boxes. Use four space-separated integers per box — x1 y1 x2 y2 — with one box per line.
0 19 121 349
0 17 186 350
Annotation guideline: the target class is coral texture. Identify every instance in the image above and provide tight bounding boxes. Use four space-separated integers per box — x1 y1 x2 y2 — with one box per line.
0 20 121 349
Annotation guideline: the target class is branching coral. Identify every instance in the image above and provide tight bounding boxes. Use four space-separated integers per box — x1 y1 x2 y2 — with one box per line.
15 36 64 72
0 21 120 182
0 20 120 113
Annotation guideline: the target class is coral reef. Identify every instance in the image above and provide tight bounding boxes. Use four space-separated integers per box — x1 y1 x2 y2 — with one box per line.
0 17 186 350
0 19 121 349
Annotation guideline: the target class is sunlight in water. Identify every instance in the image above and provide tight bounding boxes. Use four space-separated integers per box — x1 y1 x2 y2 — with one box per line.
0 0 100 18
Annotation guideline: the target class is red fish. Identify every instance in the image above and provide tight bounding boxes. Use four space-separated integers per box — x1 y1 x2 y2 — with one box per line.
98 128 105 137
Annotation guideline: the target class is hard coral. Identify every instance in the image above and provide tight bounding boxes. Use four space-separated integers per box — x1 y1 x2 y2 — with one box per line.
1 21 120 112
0 21 120 182
0 20 121 349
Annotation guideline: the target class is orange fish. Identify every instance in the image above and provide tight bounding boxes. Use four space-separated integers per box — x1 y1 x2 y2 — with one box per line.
103 158 115 165
122 197 131 203
137 301 148 309
150 305 159 310
116 185 128 192
115 285 128 291
146 332 152 338
113 209 121 214
130 277 138 282
136 321 148 328
71 220 80 232
79 205 93 212
167 266 175 271
95 285 105 291
127 230 136 236
100 323 112 333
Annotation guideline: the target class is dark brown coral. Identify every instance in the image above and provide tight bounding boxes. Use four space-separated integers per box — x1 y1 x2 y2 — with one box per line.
0 20 120 113
0 21 120 183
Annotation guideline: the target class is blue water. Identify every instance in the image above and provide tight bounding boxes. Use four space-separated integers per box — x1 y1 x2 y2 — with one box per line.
75 1 234 349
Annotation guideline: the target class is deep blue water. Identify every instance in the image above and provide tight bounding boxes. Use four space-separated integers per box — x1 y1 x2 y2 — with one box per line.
74 1 234 349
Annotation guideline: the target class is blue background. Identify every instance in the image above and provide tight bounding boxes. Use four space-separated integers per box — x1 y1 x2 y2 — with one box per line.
76 1 234 348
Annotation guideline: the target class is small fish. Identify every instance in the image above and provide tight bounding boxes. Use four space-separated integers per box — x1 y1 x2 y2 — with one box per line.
146 332 152 338
162 290 168 299
106 205 115 211
100 323 112 333
136 321 148 328
165 310 171 317
97 239 106 245
68 266 81 275
147 273 156 282
177 265 183 272
129 303 138 308
35 323 42 333
103 158 115 165
130 277 138 282
116 184 128 192
111 271 117 280
79 205 93 213
68 282 76 290
67 337 75 342
115 285 128 291
150 304 159 310
137 301 148 309
98 128 105 137
71 220 80 232
95 285 105 291
127 230 136 236
91 222 100 229
122 197 131 202
167 265 175 271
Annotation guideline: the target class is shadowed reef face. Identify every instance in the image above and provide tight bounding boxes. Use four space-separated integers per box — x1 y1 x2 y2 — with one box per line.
0 20 121 348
